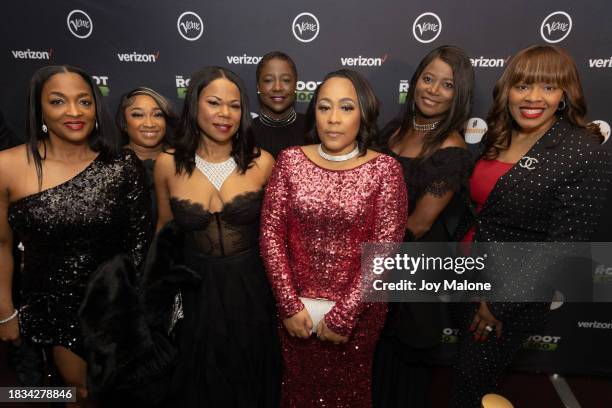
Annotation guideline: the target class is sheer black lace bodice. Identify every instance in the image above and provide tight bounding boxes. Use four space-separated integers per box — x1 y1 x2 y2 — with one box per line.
170 189 263 257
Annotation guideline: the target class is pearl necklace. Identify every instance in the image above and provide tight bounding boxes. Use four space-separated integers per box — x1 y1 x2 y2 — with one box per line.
317 143 359 162
412 116 440 131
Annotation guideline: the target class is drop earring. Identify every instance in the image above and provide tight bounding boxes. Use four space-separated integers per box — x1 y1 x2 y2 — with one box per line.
41 122 48 133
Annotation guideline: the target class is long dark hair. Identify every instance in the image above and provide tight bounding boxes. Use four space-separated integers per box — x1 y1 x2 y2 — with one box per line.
172 66 259 175
304 69 379 156
115 86 177 146
484 44 602 159
26 65 120 188
387 45 474 159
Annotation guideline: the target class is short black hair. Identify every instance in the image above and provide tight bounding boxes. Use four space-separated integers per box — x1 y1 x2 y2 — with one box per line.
256 51 298 82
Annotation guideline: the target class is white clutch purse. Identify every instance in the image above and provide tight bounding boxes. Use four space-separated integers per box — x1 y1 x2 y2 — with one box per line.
299 297 335 333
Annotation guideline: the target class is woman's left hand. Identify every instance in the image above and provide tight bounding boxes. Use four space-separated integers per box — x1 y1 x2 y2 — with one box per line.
315 319 348 345
470 301 502 341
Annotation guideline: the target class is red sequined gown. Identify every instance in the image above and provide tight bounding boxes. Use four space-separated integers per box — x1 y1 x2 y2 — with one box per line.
260 147 407 407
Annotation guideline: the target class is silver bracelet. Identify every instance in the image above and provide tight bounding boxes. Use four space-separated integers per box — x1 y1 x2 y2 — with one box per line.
0 309 18 324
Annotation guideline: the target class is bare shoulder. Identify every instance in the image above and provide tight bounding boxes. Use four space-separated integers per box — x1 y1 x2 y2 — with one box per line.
0 145 28 175
441 131 467 149
254 148 275 170
154 150 177 174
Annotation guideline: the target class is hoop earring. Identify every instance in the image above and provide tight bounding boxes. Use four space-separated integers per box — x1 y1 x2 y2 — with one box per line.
557 99 567 111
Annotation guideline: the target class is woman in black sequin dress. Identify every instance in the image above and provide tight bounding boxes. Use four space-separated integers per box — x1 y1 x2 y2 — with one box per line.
116 87 177 228
373 46 475 408
0 65 151 405
154 66 280 407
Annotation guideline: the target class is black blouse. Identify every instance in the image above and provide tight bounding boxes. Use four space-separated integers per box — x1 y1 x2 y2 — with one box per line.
251 113 306 158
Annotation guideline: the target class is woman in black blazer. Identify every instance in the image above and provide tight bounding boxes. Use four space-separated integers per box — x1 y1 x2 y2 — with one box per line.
450 44 610 407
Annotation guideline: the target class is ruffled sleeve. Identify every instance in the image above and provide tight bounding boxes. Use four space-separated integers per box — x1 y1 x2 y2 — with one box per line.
419 147 473 197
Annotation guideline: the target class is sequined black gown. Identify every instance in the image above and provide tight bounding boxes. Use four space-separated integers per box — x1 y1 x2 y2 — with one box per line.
7 150 151 357
167 189 281 407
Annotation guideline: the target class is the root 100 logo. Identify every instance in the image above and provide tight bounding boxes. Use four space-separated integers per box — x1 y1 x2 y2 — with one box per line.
176 75 190 99
441 328 459 344
398 80 409 104
522 334 561 351
296 80 321 103
594 264 612 283
92 76 110 96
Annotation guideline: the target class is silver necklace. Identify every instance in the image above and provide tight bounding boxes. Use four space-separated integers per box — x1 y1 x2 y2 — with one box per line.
194 154 236 190
317 143 359 162
412 116 440 131
259 108 297 127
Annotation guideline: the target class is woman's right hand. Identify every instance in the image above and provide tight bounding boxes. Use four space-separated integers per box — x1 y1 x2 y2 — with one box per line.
282 308 313 339
0 313 20 343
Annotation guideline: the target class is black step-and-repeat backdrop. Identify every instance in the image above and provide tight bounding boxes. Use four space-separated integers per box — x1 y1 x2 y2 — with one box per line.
1 0 611 376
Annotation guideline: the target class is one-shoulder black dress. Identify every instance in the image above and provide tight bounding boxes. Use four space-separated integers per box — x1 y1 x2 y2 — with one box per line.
7 150 151 357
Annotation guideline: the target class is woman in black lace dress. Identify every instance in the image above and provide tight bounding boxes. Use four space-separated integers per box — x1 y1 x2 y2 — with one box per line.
154 66 280 407
0 65 151 405
373 46 475 408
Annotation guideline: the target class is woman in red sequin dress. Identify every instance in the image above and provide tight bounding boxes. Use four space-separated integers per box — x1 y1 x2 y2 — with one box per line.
260 69 407 408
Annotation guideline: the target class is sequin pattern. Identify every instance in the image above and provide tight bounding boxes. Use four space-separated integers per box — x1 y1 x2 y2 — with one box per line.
7 149 152 356
260 147 407 407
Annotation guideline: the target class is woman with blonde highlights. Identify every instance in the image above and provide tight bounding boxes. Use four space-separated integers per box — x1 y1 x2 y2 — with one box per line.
451 45 610 407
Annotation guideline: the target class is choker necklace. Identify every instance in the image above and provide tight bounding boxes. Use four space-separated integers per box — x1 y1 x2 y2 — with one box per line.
259 108 297 128
194 154 237 190
412 116 440 132
317 143 359 162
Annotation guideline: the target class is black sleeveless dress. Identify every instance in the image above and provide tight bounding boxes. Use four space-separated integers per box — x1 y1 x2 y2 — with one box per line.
167 189 281 407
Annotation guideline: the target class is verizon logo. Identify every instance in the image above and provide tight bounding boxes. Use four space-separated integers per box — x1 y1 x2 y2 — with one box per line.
577 321 612 329
12 48 53 60
589 57 612 68
341 54 388 67
226 54 262 65
117 51 159 63
470 56 510 68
